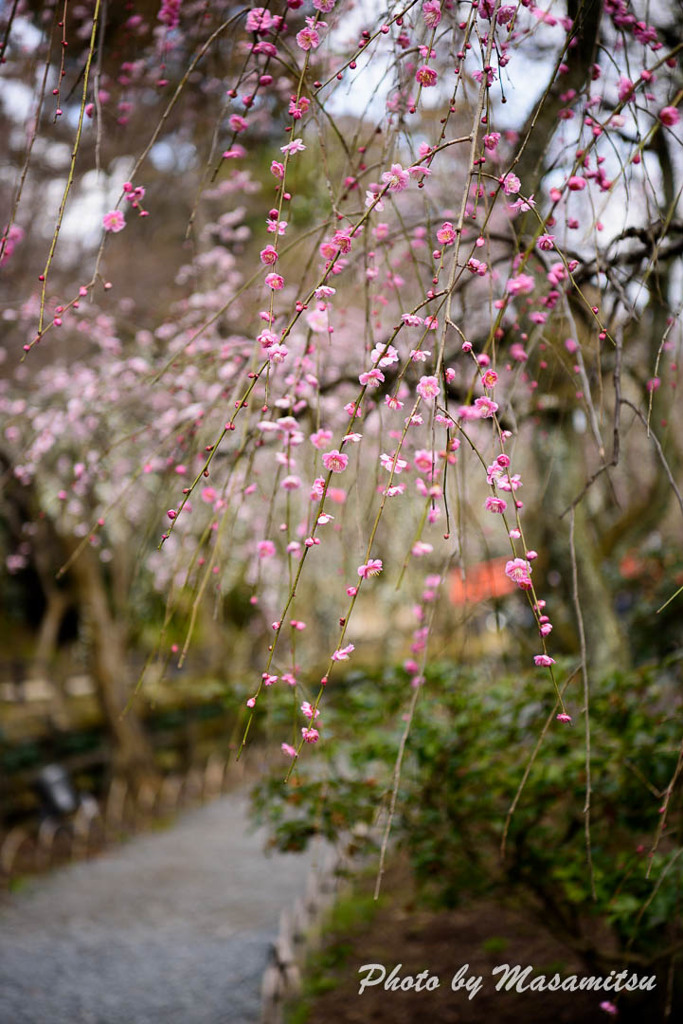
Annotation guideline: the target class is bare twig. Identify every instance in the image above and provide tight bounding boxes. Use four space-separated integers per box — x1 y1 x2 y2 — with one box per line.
569 508 596 900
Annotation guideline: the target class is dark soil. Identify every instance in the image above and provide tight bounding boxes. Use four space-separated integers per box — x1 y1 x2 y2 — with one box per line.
296 862 664 1024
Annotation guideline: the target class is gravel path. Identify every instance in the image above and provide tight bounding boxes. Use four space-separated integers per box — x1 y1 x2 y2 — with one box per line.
0 794 319 1024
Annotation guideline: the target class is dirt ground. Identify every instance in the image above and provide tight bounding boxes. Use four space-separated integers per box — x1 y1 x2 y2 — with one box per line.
296 862 663 1024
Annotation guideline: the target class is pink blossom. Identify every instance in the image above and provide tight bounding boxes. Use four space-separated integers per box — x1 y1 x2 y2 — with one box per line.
467 258 488 276
474 396 498 417
534 654 555 667
267 342 289 363
380 452 408 473
301 727 319 742
280 138 306 155
483 132 500 150
505 557 532 588
333 231 352 253
414 450 433 472
258 540 276 558
412 541 433 557
229 114 248 132
296 26 320 50
310 477 325 499
301 701 320 720
498 473 521 492
482 369 498 389
567 175 586 191
103 210 125 233
416 375 439 401
252 41 277 57
319 240 338 261
491 0 517 20
313 0 336 10
506 273 535 296
259 245 279 265
281 743 297 758
331 644 354 661
358 559 383 578
0 224 24 265
306 309 329 334
382 163 410 192
372 343 399 367
365 189 384 210
422 1 441 27
402 313 424 326
158 0 181 29
322 449 349 473
246 8 273 33
486 461 504 486
485 496 507 513
436 222 456 245
536 234 555 251
288 99 311 122
270 160 285 178
416 65 438 87
501 172 521 195
508 194 536 213
310 428 333 449
265 272 284 290
258 329 278 350
617 75 635 102
472 67 497 86
359 368 385 388
659 106 680 126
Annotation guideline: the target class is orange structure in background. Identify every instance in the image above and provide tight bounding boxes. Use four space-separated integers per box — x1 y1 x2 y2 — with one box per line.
449 557 518 606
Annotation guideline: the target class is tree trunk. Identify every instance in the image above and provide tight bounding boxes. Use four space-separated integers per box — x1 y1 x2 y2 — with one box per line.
32 588 69 670
65 541 158 784
513 0 603 193
533 426 629 677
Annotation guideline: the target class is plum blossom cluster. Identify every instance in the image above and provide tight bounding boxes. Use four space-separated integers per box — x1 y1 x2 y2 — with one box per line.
2 0 680 767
